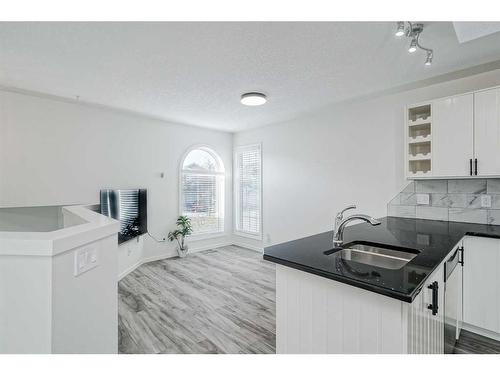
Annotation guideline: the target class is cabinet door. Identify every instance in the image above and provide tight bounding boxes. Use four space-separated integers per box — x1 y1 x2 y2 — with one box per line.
474 88 500 176
463 236 500 333
407 264 445 354
432 94 474 177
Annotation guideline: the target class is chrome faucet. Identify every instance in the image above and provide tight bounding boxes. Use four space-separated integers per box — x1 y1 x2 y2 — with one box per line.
333 206 381 247
335 204 356 230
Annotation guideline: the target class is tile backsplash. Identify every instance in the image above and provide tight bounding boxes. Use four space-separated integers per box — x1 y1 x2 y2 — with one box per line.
388 179 500 224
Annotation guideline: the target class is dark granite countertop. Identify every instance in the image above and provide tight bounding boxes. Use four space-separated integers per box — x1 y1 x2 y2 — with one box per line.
263 216 500 302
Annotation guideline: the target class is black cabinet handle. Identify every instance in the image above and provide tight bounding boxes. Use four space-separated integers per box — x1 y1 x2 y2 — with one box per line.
469 159 473 176
475 158 478 175
427 281 439 316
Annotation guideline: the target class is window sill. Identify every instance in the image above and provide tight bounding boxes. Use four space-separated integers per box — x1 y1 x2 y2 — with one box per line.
187 232 227 242
233 231 262 241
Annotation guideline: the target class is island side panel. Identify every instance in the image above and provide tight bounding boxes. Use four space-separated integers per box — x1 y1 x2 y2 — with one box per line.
276 265 406 354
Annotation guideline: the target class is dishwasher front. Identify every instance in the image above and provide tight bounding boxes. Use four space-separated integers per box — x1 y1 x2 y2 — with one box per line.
444 246 464 354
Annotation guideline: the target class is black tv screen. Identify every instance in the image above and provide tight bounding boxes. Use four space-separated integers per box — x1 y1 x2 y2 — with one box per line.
100 189 147 244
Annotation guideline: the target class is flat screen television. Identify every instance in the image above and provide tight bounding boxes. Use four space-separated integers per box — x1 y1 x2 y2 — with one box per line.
100 189 147 244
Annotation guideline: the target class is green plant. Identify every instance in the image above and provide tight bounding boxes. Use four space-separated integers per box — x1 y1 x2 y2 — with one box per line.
167 215 193 250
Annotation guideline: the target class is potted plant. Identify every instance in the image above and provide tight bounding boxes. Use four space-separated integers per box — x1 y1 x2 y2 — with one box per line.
167 215 193 258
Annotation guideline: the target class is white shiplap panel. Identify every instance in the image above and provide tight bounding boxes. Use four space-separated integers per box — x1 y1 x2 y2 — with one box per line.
298 272 314 353
378 293 404 353
359 291 380 353
276 264 445 354
275 263 286 353
276 265 405 354
405 265 445 354
342 286 361 353
325 278 343 352
311 276 328 353
285 266 300 353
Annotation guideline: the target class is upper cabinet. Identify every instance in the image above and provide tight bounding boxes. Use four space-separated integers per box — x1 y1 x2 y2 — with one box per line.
406 86 500 179
474 88 500 177
432 94 474 177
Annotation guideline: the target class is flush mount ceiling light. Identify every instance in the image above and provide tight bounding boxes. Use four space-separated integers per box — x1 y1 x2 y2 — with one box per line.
394 22 434 66
240 92 267 106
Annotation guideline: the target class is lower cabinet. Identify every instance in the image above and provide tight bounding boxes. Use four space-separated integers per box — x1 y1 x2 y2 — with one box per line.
463 236 500 337
275 263 445 354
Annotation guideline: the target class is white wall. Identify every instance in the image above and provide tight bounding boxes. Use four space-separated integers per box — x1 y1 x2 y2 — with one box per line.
0 90 233 267
234 68 500 248
52 234 118 353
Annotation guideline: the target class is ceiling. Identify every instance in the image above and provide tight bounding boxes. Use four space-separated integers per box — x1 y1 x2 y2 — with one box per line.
1 22 500 132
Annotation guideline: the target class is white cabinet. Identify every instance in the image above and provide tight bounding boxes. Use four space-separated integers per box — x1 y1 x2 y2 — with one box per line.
405 86 500 179
276 264 445 353
463 236 500 338
406 262 445 354
432 94 474 177
474 88 500 176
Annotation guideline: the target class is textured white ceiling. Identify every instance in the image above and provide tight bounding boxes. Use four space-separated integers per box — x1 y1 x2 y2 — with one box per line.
1 22 500 132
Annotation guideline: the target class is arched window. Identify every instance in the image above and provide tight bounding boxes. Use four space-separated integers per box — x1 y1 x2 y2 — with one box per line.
180 146 225 236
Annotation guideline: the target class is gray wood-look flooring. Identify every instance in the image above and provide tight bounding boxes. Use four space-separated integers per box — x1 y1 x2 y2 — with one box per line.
454 330 500 354
119 245 500 354
118 246 276 354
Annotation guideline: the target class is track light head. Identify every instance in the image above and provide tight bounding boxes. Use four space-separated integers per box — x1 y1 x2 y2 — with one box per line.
408 38 417 53
425 51 433 66
395 22 405 37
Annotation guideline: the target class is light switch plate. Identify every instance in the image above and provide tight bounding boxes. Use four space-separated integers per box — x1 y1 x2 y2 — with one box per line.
416 193 430 205
74 245 98 276
481 194 492 208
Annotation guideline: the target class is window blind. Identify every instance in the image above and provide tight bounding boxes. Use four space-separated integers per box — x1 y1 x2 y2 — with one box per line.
180 147 225 236
181 173 223 234
235 145 262 236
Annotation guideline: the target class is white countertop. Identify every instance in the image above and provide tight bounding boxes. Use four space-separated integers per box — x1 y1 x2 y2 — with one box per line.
0 205 120 256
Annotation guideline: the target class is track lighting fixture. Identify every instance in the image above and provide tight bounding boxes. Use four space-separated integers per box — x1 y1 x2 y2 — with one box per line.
395 22 434 66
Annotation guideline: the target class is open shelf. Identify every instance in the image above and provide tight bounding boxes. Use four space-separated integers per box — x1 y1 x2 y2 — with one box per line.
408 104 431 122
407 104 432 177
409 135 431 144
409 154 431 161
408 159 431 175
408 123 431 139
409 142 431 157
409 117 432 127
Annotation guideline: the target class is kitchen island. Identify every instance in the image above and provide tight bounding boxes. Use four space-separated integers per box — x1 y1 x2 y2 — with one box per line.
264 217 500 353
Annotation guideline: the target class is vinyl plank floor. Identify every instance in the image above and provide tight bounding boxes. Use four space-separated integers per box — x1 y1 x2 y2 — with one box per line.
454 330 500 354
118 246 276 354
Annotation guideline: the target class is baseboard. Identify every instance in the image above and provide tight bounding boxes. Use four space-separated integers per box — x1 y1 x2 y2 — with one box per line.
232 241 264 253
118 260 143 280
118 241 232 280
462 323 500 341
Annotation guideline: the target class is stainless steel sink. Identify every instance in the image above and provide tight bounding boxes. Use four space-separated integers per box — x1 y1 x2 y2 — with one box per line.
338 243 419 270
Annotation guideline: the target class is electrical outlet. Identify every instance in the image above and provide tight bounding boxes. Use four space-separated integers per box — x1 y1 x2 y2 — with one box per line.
74 245 98 276
416 193 430 205
481 194 492 208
